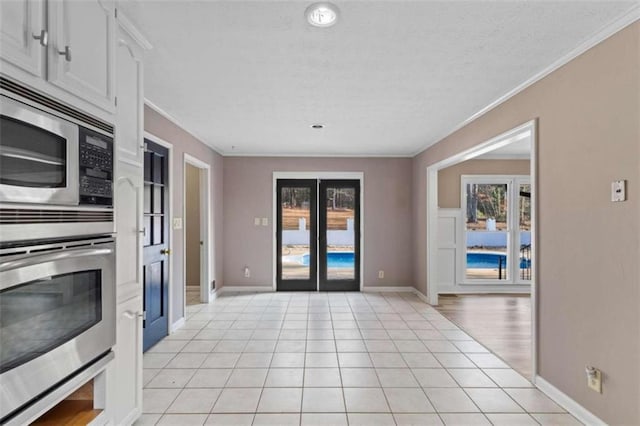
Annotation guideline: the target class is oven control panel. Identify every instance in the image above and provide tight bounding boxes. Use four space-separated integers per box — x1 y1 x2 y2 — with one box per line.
79 128 113 206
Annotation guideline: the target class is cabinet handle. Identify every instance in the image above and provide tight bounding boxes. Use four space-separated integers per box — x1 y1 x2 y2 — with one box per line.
58 45 72 62
33 30 48 47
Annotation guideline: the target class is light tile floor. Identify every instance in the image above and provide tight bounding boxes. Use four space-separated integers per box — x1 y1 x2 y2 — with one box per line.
136 291 581 426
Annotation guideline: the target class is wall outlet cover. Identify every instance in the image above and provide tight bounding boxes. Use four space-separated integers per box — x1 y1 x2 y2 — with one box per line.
254 217 261 226
262 217 269 226
173 218 183 230
611 180 626 202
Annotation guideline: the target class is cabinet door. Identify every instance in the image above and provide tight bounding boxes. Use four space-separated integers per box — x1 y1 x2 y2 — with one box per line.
115 161 143 304
114 295 143 425
0 0 45 76
115 24 144 166
47 0 115 112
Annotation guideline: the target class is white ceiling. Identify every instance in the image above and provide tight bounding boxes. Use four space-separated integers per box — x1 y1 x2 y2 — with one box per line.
119 1 637 156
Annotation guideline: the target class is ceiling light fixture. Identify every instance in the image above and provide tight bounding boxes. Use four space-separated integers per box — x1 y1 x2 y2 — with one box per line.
311 124 324 129
305 3 339 28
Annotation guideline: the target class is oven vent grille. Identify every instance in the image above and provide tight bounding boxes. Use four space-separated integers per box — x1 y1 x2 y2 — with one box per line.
0 208 113 224
0 77 114 134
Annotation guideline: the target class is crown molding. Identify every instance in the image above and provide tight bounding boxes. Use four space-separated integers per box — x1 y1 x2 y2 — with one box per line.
116 9 153 50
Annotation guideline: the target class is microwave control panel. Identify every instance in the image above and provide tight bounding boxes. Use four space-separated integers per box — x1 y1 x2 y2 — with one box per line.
79 128 113 206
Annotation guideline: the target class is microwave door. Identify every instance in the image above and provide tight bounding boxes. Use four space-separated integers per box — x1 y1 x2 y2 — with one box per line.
0 96 79 206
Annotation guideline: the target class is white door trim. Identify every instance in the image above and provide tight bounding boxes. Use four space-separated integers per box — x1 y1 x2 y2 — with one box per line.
184 154 213 306
142 131 175 332
425 119 537 382
272 171 365 292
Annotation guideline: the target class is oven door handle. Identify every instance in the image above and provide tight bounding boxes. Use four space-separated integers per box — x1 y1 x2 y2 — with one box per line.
0 247 113 273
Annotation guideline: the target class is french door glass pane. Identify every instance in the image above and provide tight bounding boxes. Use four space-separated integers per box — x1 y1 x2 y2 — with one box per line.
281 187 311 280
519 183 532 280
465 183 508 280
324 187 356 280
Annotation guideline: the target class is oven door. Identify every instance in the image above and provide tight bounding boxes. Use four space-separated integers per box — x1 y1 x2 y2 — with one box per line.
0 240 115 421
0 95 79 206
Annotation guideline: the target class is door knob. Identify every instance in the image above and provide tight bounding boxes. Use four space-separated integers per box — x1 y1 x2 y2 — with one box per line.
161 248 171 255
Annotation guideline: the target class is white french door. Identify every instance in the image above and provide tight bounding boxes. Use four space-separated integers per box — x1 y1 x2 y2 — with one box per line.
461 175 531 285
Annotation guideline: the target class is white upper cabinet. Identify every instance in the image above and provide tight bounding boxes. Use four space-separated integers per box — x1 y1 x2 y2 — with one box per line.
47 0 116 112
115 19 145 166
0 0 45 77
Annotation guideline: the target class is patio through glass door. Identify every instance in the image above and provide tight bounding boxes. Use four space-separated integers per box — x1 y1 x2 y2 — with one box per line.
276 179 360 291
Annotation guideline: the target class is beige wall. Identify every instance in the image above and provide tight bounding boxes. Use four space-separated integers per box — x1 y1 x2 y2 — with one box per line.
223 157 413 288
412 23 639 424
185 164 201 287
144 106 225 323
438 159 530 208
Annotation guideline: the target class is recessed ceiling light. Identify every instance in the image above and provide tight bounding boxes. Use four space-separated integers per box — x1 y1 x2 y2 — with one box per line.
306 3 339 28
311 124 324 129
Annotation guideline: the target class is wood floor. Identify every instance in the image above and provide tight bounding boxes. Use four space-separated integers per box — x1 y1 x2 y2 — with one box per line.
435 294 532 378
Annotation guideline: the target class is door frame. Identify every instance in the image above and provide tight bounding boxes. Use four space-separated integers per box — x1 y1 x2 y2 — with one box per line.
425 119 537 382
143 131 174 331
183 154 213 305
272 172 364 292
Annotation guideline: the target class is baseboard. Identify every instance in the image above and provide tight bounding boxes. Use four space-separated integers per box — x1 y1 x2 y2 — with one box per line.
170 317 185 333
221 286 274 293
437 286 531 294
362 286 415 292
412 288 431 304
535 376 606 426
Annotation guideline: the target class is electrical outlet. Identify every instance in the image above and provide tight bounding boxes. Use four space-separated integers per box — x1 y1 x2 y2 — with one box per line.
244 266 250 278
262 217 269 226
611 180 626 202
378 270 384 279
586 366 602 393
254 217 261 226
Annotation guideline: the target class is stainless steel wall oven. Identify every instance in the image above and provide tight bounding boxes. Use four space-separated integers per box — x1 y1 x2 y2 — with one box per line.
0 236 115 421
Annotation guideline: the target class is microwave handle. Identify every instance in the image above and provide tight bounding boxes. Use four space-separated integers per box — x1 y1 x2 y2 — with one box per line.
0 247 113 273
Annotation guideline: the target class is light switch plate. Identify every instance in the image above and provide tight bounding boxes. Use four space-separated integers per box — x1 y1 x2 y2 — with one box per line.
611 180 626 202
262 217 269 226
173 218 183 230
587 368 602 393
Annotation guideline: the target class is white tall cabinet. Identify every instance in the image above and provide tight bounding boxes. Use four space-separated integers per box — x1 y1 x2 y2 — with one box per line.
0 2 148 422
111 11 148 426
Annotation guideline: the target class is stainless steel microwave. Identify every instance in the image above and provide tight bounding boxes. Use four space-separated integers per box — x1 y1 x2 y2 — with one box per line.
0 95 113 207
